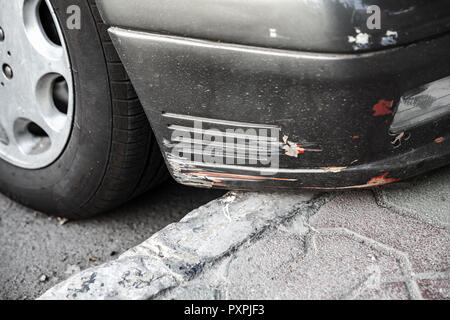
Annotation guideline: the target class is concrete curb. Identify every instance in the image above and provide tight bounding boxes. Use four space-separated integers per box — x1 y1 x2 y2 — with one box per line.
39 191 318 300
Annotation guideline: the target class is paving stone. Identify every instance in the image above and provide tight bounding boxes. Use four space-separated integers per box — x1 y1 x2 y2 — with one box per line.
310 191 450 275
417 279 450 300
162 221 412 300
355 282 410 300
376 166 450 227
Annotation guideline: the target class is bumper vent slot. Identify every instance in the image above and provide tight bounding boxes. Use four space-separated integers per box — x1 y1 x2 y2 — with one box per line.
162 113 281 167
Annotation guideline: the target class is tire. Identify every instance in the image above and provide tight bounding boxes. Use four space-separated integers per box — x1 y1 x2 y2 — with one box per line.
0 0 167 219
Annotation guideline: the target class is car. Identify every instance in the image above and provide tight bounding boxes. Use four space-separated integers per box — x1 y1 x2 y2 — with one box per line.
1 0 449 219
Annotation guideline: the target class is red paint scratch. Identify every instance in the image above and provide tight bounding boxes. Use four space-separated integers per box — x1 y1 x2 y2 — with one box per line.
297 146 306 154
302 173 398 190
435 137 445 143
367 172 399 186
373 100 394 116
186 171 297 182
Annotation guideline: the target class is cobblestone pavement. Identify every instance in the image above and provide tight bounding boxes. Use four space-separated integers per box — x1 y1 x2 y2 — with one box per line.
40 166 449 300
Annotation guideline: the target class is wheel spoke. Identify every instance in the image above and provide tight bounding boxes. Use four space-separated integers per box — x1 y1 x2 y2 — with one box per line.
31 50 71 83
0 0 73 169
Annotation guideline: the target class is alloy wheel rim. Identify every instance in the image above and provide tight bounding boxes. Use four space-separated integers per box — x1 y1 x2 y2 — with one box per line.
0 0 74 169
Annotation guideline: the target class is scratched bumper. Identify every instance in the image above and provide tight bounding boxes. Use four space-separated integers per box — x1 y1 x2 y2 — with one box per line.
105 27 450 189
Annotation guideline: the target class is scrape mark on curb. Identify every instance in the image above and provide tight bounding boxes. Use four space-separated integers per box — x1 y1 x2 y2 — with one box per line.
221 192 237 221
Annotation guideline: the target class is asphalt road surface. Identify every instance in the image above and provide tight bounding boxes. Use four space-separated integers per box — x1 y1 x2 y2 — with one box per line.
0 179 225 300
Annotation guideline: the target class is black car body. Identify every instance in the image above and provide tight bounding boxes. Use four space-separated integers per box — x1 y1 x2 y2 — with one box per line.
95 0 450 190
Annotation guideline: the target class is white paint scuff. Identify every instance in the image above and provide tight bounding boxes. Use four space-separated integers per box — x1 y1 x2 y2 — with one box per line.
221 192 237 222
269 28 278 38
348 28 370 51
282 135 305 158
381 30 399 46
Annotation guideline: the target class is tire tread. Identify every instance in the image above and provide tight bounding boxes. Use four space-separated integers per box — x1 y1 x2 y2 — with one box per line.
72 2 167 218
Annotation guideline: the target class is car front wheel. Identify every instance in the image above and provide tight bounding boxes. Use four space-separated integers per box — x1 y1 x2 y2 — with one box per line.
0 0 167 219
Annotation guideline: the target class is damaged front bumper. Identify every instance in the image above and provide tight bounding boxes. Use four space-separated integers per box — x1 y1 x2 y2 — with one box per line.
97 1 450 189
